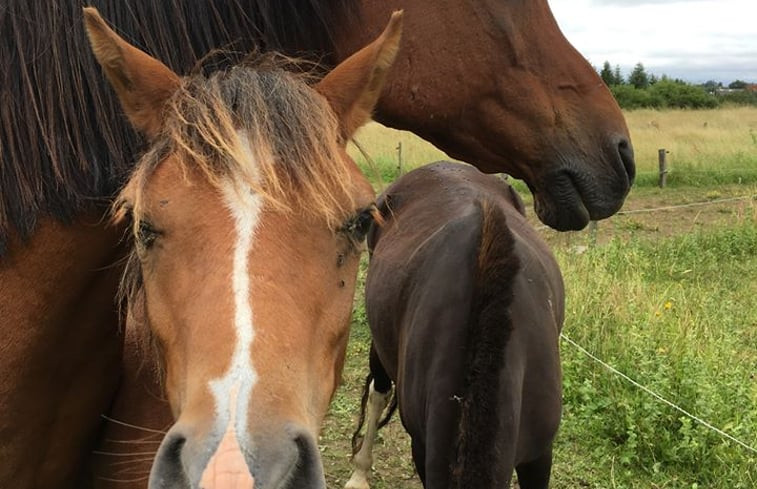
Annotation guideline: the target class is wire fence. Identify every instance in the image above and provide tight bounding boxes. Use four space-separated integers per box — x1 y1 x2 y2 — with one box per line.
547 193 757 455
561 333 757 455
536 157 757 458
617 194 755 215
635 168 757 176
534 194 755 232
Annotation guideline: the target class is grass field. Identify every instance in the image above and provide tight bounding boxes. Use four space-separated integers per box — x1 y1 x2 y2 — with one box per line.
624 106 757 186
318 107 757 488
349 106 757 189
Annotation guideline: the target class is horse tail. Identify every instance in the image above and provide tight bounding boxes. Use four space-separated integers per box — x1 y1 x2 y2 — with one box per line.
451 199 520 489
350 371 373 455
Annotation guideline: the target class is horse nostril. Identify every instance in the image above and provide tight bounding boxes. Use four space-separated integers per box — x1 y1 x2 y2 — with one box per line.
150 432 191 488
162 433 187 464
617 137 636 183
280 432 326 489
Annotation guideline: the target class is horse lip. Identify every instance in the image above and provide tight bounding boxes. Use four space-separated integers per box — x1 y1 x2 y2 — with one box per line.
532 174 589 231
534 168 627 231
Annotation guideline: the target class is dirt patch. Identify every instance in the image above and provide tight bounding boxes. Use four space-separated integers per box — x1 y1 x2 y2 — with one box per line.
530 185 756 249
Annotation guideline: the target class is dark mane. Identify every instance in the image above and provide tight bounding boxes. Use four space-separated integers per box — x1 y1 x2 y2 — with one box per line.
451 200 520 488
0 0 355 253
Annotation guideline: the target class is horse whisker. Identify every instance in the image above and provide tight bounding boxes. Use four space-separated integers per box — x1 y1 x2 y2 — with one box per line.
97 475 151 484
103 457 156 467
112 466 153 477
104 438 163 444
100 415 168 434
93 451 158 457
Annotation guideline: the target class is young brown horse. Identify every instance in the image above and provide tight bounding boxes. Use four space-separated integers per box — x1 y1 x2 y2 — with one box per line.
346 162 565 489
83 7 400 488
2 1 629 487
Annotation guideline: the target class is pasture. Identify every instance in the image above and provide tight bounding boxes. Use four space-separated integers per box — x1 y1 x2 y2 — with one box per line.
317 107 757 488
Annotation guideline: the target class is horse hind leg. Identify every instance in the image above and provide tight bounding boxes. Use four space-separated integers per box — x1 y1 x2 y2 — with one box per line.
345 348 392 489
514 447 553 489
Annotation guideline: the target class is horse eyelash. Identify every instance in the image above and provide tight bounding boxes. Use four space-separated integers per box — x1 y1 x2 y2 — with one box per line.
137 220 161 249
339 206 376 242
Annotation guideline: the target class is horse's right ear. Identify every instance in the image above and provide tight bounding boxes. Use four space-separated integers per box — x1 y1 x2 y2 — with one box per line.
83 7 179 139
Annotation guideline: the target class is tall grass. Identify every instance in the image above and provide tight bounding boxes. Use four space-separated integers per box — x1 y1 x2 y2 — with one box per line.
624 107 757 187
555 221 757 488
349 106 757 188
349 123 448 188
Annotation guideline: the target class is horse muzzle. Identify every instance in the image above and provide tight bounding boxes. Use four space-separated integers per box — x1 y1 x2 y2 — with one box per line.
148 423 326 489
534 134 635 231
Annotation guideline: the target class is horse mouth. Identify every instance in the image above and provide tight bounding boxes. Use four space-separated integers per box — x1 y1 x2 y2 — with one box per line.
532 169 630 231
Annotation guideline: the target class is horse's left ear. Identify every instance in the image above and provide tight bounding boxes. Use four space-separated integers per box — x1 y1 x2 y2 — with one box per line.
83 7 180 139
316 11 403 140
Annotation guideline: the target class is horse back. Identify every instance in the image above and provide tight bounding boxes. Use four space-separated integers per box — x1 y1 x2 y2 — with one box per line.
366 191 487 486
365 162 564 487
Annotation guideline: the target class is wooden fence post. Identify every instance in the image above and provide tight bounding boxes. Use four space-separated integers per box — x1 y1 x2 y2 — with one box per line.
658 149 668 188
396 142 403 176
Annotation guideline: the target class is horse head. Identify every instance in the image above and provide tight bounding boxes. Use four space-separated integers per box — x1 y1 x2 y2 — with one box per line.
84 8 401 488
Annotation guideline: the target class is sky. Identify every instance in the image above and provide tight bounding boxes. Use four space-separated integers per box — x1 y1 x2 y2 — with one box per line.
548 0 757 84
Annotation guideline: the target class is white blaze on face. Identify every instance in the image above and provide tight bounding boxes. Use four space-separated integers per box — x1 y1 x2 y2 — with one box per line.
208 134 262 450
200 385 255 488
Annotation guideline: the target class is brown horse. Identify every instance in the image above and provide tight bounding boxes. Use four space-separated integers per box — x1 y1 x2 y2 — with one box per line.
1 1 629 487
83 7 400 488
346 162 565 489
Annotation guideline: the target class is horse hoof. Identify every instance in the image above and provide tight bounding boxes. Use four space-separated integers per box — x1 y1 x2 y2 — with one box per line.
344 473 370 489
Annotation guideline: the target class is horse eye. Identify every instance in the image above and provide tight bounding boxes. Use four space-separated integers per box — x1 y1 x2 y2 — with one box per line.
341 207 376 243
354 208 376 239
137 220 160 249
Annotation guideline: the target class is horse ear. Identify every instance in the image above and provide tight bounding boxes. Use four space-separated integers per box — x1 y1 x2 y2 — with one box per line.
83 7 180 139
316 11 403 140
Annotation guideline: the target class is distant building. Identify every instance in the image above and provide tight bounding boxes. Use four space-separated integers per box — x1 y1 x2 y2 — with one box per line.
715 88 743 95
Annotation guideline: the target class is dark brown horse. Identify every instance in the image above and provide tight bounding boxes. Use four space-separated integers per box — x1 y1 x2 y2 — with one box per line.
346 162 565 489
2 1 627 487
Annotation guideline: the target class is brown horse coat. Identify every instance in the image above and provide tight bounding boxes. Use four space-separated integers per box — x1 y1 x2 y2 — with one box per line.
2 1 629 486
362 162 565 488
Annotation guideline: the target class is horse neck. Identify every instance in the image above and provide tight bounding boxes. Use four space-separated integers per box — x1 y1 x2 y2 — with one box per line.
0 214 127 354
334 0 480 131
450 202 521 489
0 215 126 487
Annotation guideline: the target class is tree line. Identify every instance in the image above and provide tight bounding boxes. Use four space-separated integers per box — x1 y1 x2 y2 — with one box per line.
598 61 757 110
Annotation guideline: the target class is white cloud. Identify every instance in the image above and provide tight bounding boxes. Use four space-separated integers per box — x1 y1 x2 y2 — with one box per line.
589 0 710 5
548 0 757 82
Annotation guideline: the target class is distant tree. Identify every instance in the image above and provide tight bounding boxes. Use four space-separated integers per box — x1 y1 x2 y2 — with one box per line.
614 65 624 85
599 61 623 87
729 80 747 89
649 74 659 86
718 89 757 106
650 79 718 109
628 62 650 89
600 61 616 86
702 80 721 93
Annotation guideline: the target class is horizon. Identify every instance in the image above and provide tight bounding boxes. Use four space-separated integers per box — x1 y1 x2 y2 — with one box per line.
596 62 754 87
